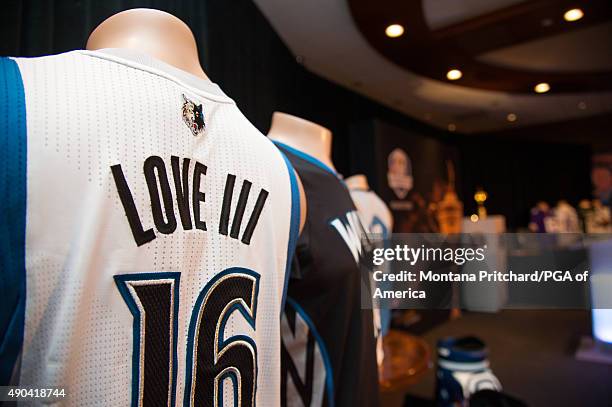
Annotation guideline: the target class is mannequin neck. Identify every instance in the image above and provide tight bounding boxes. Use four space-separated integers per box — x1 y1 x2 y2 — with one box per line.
267 112 335 172
345 174 369 190
86 8 207 80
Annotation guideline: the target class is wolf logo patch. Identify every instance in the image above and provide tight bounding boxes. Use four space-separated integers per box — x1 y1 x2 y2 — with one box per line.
181 94 205 136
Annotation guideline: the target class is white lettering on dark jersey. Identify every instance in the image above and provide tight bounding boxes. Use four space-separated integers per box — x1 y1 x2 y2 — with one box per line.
281 309 327 407
111 155 268 247
330 210 364 264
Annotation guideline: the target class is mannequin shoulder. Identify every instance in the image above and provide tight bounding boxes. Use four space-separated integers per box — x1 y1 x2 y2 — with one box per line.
295 170 307 234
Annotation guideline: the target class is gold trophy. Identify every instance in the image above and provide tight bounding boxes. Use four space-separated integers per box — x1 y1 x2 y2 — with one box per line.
436 161 463 234
474 187 488 220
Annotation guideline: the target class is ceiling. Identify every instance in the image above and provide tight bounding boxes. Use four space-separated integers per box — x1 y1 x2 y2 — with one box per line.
423 0 526 30
478 21 612 73
253 0 612 133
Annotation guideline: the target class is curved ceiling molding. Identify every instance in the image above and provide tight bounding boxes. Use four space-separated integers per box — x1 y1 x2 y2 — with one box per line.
253 0 612 133
348 0 612 93
478 21 612 73
423 0 526 30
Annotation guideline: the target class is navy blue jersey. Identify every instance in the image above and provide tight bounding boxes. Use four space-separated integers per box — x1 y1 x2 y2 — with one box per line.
275 142 379 407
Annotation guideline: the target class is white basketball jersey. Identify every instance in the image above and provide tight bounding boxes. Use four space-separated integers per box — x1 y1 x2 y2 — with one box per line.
0 50 300 406
347 185 393 365
348 189 393 239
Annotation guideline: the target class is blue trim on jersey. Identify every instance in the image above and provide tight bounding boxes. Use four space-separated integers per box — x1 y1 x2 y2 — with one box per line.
273 140 338 177
216 334 257 407
370 216 391 335
370 215 389 239
114 272 181 407
184 267 260 407
286 297 335 407
218 371 239 407
0 58 27 386
278 150 301 314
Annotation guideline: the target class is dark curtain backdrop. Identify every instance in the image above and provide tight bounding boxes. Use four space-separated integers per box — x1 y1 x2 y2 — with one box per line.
0 0 432 174
1 1 208 60
459 139 592 229
0 0 593 229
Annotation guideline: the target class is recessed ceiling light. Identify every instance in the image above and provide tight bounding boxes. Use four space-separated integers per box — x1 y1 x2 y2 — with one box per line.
448 123 457 132
446 69 462 81
534 82 550 93
385 24 404 38
507 113 517 122
470 214 479 222
564 8 584 22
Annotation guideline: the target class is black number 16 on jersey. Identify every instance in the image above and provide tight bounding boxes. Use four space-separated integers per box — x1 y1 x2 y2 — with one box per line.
114 268 260 407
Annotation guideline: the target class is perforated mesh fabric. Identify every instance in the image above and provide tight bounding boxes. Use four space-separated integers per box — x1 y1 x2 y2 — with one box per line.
12 50 293 406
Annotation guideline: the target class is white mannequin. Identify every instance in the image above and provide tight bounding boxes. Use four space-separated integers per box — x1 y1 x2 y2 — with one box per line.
87 10 306 231
267 112 337 173
345 174 369 190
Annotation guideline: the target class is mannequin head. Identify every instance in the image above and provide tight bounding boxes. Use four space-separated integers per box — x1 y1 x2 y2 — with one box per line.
345 174 369 190
267 112 335 171
87 8 207 79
